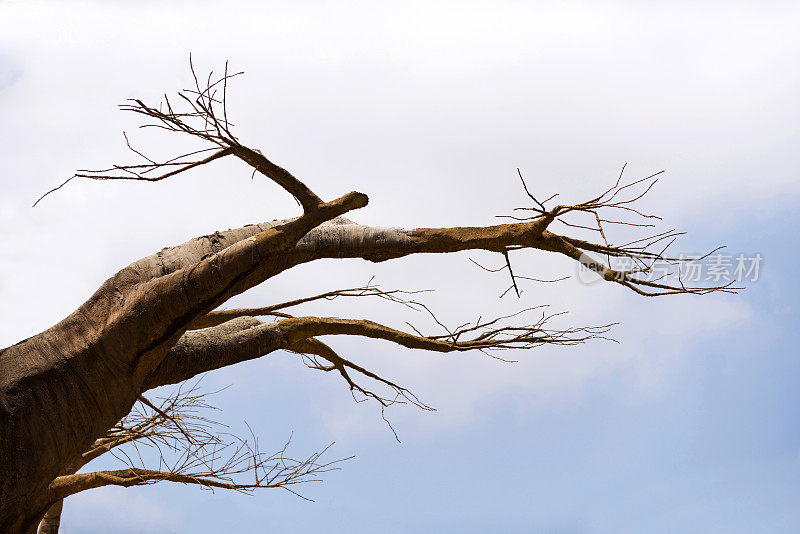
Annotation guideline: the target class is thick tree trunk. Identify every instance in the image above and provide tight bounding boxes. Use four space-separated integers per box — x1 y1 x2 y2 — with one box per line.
0 195 366 532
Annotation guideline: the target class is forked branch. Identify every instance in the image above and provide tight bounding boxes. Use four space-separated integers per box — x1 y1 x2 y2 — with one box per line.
494 165 739 296
35 58 323 210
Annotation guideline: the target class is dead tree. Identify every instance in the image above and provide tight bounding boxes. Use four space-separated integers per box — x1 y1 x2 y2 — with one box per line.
1 62 733 533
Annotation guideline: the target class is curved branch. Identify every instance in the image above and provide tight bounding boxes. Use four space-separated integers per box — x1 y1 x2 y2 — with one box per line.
276 315 608 352
287 337 433 415
287 218 735 295
48 453 340 502
144 310 609 392
50 468 267 497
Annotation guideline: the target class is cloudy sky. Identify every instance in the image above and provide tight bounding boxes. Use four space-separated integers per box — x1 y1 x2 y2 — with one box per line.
1 1 799 532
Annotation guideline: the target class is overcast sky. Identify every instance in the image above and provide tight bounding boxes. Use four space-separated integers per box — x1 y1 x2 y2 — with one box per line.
2 1 799 533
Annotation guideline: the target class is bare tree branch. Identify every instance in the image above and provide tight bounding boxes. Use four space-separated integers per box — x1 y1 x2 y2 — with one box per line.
50 447 345 502
145 307 611 393
188 282 431 330
498 166 739 296
48 384 349 508
34 58 323 211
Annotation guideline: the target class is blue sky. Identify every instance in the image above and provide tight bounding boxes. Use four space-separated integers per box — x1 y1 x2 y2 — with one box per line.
1 1 799 532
